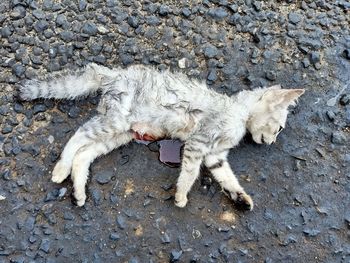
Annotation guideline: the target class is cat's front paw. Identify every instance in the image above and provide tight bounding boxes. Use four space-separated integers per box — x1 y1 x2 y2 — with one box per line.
51 161 71 183
174 193 188 208
74 191 86 207
234 192 254 211
224 190 254 211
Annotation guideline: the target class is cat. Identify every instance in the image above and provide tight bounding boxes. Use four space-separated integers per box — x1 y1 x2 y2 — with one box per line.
18 63 304 209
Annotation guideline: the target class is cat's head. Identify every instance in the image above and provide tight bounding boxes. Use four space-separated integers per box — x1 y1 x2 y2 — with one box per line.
247 85 305 145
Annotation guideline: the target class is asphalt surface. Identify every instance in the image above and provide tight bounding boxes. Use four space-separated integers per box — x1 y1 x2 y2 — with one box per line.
0 0 349 262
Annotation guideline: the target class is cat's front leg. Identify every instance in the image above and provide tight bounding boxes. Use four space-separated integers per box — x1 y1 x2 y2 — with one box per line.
205 151 254 211
175 138 209 208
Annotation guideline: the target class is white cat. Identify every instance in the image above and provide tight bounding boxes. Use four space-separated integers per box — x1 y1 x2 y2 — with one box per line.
19 63 304 209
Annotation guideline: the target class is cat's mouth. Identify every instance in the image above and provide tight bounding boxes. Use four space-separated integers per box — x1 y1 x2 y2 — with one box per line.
261 134 275 145
261 134 265 144
250 133 264 144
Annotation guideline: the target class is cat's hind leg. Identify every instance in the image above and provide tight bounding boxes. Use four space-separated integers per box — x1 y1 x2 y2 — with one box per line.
51 115 128 183
204 151 253 211
71 132 132 206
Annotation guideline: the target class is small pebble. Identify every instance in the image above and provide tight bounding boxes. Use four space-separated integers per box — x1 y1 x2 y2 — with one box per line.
302 58 310 68
34 20 49 32
79 0 87 11
203 45 218 58
265 70 277 81
95 172 113 185
207 69 217 81
116 215 126 229
24 216 36 231
2 126 13 134
63 212 75 220
326 110 336 121
159 5 170 16
343 49 350 60
331 131 346 145
91 189 102 206
289 12 302 24
2 170 11 180
48 135 55 144
28 235 37 244
12 63 25 77
58 187 67 198
182 8 191 18
303 229 321 237
109 232 120 241
67 106 80 118
178 58 187 69
208 8 228 20
310 52 321 64
81 22 98 36
161 232 171 243
340 94 350 105
39 239 51 253
33 104 47 114
170 250 183 262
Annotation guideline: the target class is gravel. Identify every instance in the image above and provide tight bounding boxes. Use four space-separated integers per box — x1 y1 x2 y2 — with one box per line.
170 250 183 262
288 12 302 24
116 215 127 230
81 22 98 36
39 239 51 253
109 232 120 241
95 171 113 185
203 44 218 58
208 7 228 20
331 131 347 144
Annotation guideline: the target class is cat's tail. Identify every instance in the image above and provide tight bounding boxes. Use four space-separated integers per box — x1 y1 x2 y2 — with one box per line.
18 63 110 100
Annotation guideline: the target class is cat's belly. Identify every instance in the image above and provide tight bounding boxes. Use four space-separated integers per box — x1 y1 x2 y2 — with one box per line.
131 122 166 141
128 104 196 141
132 131 158 141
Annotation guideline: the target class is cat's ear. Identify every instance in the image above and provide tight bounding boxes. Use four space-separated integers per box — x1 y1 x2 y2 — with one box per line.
262 88 305 108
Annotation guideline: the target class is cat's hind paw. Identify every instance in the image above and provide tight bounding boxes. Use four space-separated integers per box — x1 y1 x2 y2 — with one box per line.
51 161 71 183
174 193 188 208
